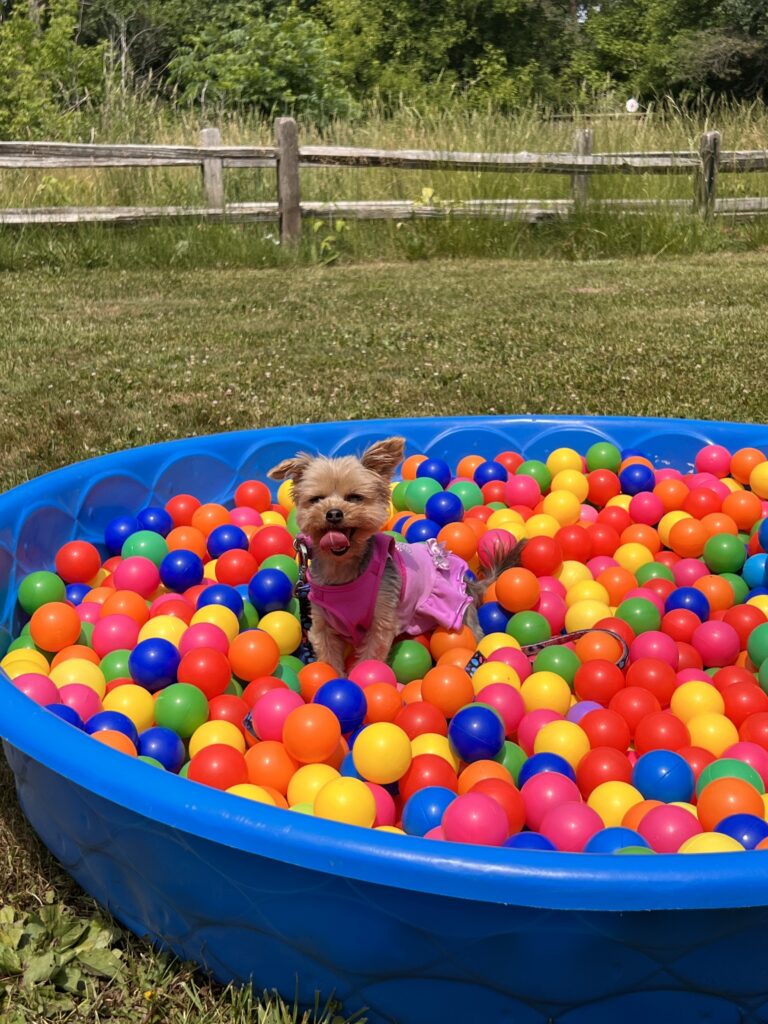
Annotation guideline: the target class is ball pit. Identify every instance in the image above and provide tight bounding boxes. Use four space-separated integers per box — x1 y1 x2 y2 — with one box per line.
7 415 768 1023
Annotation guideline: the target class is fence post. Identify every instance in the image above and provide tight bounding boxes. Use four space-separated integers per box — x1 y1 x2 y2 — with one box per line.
695 130 721 219
199 127 224 210
275 116 301 245
571 128 593 206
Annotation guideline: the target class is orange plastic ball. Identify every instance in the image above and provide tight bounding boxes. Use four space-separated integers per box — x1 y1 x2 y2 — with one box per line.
29 602 82 652
574 630 624 664
420 665 474 718
596 566 637 606
82 586 113 606
621 799 663 832
653 478 690 512
721 490 762 531
364 682 404 724
620 523 661 554
401 679 424 704
495 568 541 613
668 518 709 558
244 740 298 794
436 647 476 671
191 502 231 536
700 512 738 537
430 625 478 660
401 455 427 480
101 589 152 624
91 730 137 757
693 574 736 612
458 759 513 794
731 447 766 485
166 526 208 559
437 522 478 561
228 629 280 681
50 644 100 668
282 704 342 764
456 455 486 479
298 661 338 702
697 777 765 831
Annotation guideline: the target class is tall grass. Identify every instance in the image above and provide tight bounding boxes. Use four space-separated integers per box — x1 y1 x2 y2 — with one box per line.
2 96 768 269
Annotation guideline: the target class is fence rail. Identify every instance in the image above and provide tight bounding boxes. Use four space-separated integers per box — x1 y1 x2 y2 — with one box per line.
0 119 766 241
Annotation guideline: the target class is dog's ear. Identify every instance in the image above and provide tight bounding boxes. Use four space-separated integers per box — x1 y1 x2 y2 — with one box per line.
267 452 313 483
360 436 406 480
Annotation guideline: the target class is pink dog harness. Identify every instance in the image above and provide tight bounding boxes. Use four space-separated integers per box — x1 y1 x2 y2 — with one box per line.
307 534 473 648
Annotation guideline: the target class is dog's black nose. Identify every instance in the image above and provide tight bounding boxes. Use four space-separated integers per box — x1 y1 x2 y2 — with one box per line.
325 507 344 525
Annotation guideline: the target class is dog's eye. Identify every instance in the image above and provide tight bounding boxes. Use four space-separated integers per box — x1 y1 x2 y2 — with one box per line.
309 496 325 505
345 494 364 503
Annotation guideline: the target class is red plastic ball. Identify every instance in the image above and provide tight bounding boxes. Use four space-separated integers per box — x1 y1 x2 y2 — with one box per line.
399 754 458 802
676 744 716 785
555 525 592 563
723 604 767 649
597 506 632 534
481 480 508 504
470 777 526 834
676 642 704 672
394 701 448 739
55 541 101 584
576 746 633 797
177 647 232 700
587 470 621 508
520 536 563 577
625 657 677 708
249 526 296 564
739 712 768 750
208 694 250 735
215 549 259 586
165 494 201 527
609 686 662 738
586 523 621 557
579 708 631 751
235 480 272 512
722 682 768 728
661 609 702 644
634 711 691 755
573 660 626 707
712 665 758 693
187 743 248 789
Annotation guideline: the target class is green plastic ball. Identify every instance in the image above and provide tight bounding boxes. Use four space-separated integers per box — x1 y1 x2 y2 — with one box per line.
260 554 299 586
286 507 300 537
18 571 66 614
702 534 746 574
696 757 765 796
387 639 433 684
748 621 768 668
615 846 656 855
505 610 551 646
138 756 165 769
391 480 410 511
498 741 527 783
179 762 190 778
533 644 581 687
447 480 484 511
225 677 244 697
515 460 552 492
154 682 210 738
615 597 661 634
635 562 675 585
275 663 301 693
6 635 44 655
720 573 748 605
585 441 622 473
121 530 169 566
406 478 443 514
279 654 304 676
79 622 94 647
100 649 131 682
239 600 260 630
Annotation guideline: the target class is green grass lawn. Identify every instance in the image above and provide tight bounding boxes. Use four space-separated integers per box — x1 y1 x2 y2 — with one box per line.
2 249 768 1021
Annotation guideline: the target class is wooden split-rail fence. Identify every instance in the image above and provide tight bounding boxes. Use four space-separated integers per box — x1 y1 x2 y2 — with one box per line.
1 118 766 243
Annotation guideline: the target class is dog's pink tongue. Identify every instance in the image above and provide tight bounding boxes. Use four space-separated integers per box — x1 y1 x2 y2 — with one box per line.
320 531 350 553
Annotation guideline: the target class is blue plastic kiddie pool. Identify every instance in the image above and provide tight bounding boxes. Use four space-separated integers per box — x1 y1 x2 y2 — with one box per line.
3 415 768 1024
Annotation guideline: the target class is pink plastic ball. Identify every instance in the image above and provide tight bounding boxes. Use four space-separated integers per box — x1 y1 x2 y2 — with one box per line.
587 556 619 576
520 771 581 831
77 602 101 624
252 688 304 741
579 504 598 523
695 444 731 478
538 576 568 597
629 630 679 668
539 801 603 852
517 709 563 755
629 492 664 526
504 475 541 508
424 826 445 840
688 472 722 491
476 683 525 738
348 659 397 688
59 683 102 721
367 782 397 827
112 556 160 598
13 672 60 706
722 741 768 788
478 530 521 569
673 558 710 587
638 804 702 852
178 623 229 656
230 507 263 527
676 668 714 685
535 591 567 633
91 614 140 658
487 647 532 682
442 792 509 846
691 620 740 668
656 468 683 482
150 593 192 616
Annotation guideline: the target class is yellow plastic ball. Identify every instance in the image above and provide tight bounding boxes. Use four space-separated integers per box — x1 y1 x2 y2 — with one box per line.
410 732 460 771
226 783 276 805
686 712 739 757
189 719 246 758
542 490 581 526
257 611 302 656
720 477 743 493
190 605 240 642
670 681 725 724
375 825 406 834
605 494 632 512
565 580 610 608
138 614 187 647
749 461 768 500
762 793 768 820
588 781 644 828
670 802 698 817
49 658 106 698
2 658 49 680
2 648 49 673
524 514 561 539
103 684 155 731
678 832 745 854
550 469 589 503
546 447 582 474
353 722 412 784
658 511 693 548
203 559 219 580
614 542 654 573
520 671 572 715
486 509 524 530
533 720 590 770
314 776 376 827
287 764 340 806
557 560 593 589
477 633 520 656
564 599 611 632
747 594 768 618
276 479 295 511
260 511 287 528
87 567 111 587
470 661 521 694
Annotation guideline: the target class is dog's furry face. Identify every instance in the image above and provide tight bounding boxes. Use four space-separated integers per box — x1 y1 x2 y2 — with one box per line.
268 437 405 580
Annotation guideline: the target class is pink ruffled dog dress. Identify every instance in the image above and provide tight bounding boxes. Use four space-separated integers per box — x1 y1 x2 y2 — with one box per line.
307 534 473 648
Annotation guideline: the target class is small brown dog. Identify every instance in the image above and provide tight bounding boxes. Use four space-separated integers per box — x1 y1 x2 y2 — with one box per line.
268 437 522 675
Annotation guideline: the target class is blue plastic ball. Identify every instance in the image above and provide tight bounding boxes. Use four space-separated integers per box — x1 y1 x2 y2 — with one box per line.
85 710 140 746
104 514 140 556
137 726 186 773
503 832 556 850
477 601 510 634
313 678 368 734
207 524 249 558
759 519 768 552
197 583 245 618
339 751 364 779
46 704 85 729
136 506 174 537
405 519 442 544
584 827 650 853
448 704 505 763
424 491 465 527
631 749 695 803
715 813 768 850
517 752 577 788
248 569 294 615
473 460 508 486
749 587 768 600
159 549 204 592
416 458 452 489
402 786 456 837
128 638 180 693
65 583 91 606
664 586 710 621
618 463 656 496
392 514 412 534
742 554 768 590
